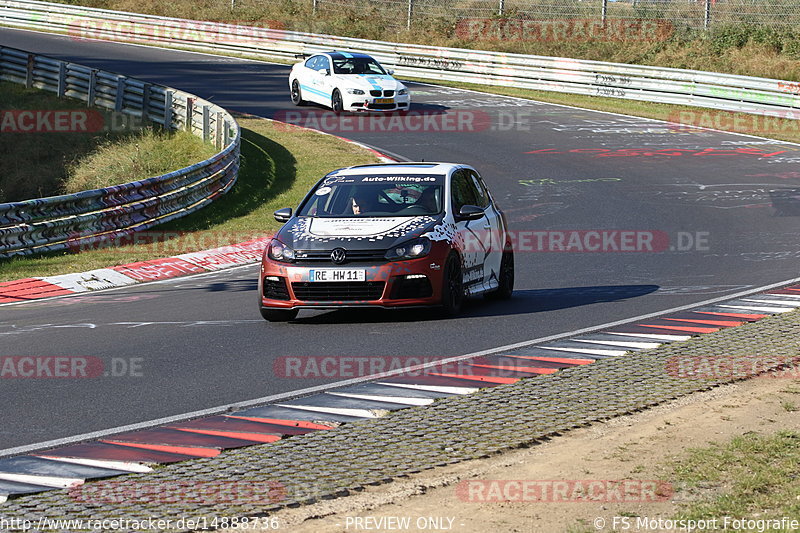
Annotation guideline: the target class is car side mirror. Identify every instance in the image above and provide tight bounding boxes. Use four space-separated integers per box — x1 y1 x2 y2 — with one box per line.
321 68 330 76
274 207 292 223
387 69 395 75
458 205 484 220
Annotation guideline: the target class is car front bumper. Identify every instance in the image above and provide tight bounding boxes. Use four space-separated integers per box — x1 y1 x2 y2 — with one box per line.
259 249 447 310
343 92 411 112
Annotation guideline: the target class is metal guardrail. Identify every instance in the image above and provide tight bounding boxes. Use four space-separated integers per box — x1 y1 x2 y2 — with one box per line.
0 44 240 258
1 0 799 120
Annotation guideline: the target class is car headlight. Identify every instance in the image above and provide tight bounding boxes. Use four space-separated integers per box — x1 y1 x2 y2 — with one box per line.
267 239 295 263
385 237 431 260
398 88 408 95
346 88 365 95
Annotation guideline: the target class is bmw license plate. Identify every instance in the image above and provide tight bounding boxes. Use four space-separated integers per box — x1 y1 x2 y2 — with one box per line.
375 98 394 104
309 269 366 282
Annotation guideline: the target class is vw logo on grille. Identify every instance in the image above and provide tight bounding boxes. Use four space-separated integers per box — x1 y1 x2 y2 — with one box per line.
330 248 347 264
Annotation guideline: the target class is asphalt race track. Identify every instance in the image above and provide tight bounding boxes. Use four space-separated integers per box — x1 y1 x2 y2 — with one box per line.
2 27 800 451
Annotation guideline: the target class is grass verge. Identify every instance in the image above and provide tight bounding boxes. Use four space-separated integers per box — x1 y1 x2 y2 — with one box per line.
63 128 218 193
0 82 217 202
0 116 381 281
672 430 800 522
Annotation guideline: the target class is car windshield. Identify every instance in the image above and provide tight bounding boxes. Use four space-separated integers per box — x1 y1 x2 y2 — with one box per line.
332 57 387 75
298 174 444 218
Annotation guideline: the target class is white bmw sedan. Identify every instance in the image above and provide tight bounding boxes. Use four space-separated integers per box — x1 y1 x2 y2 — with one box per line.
288 51 411 113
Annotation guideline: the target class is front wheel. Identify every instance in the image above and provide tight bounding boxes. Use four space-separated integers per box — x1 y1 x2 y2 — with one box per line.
331 89 344 113
260 307 299 322
290 79 305 106
440 253 464 317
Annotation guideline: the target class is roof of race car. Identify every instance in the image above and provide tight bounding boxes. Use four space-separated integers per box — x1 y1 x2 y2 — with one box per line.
325 51 375 60
327 162 463 177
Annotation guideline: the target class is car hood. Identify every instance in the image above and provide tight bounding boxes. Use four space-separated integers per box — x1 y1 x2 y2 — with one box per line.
278 215 441 251
334 74 405 91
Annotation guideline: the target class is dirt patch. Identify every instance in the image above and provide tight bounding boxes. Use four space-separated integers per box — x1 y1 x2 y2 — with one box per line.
231 374 800 532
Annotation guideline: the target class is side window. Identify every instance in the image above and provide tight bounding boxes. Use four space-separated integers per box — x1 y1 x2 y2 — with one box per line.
318 56 330 73
469 172 490 208
305 56 319 70
450 170 479 214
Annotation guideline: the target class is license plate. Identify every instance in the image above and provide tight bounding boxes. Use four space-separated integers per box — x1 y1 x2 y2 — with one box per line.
375 98 394 104
309 269 366 282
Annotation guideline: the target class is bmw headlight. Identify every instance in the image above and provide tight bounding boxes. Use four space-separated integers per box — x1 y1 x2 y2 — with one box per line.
268 239 295 263
346 88 365 95
385 237 431 260
398 88 408 95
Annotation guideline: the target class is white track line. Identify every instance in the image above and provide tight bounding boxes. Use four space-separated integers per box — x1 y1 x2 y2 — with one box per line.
741 298 800 307
326 392 434 406
538 346 628 357
575 339 661 349
718 304 794 313
378 382 477 395
607 332 692 341
0 473 82 489
273 404 380 419
33 456 152 473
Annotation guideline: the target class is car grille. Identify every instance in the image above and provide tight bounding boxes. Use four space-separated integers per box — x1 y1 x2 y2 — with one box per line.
291 281 385 301
383 90 395 97
263 277 290 300
368 103 396 110
369 90 382 97
294 249 387 264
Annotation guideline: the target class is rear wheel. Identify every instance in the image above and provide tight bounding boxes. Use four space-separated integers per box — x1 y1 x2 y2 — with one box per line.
331 89 344 113
440 253 464 317
260 307 299 322
486 244 514 300
290 80 305 106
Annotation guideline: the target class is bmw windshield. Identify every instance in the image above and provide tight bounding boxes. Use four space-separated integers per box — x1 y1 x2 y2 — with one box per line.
331 57 387 75
297 174 444 218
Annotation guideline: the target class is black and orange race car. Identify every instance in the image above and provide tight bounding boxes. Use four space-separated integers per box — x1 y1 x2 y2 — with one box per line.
259 162 513 321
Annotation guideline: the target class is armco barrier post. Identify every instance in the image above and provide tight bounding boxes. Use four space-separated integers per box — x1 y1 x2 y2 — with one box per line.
25 53 33 88
202 105 210 142
87 69 96 106
115 76 125 112
185 97 194 132
142 83 151 120
57 61 66 97
164 90 173 128
215 111 223 150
